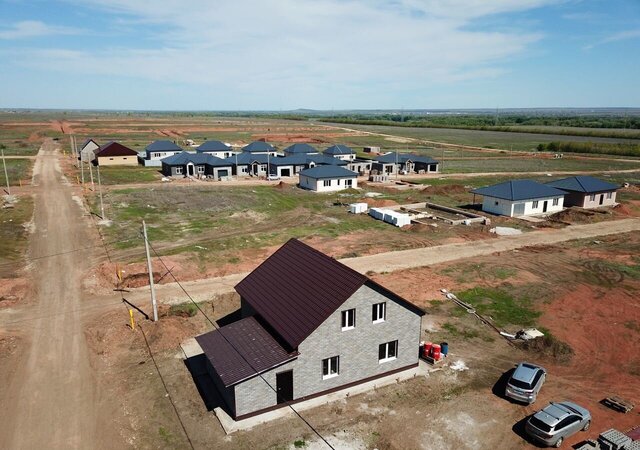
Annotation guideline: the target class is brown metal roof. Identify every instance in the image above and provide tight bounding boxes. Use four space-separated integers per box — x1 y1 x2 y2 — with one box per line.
96 141 138 157
236 239 370 349
195 316 297 387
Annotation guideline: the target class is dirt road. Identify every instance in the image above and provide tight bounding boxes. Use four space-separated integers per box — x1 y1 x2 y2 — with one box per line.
0 140 114 449
117 217 640 307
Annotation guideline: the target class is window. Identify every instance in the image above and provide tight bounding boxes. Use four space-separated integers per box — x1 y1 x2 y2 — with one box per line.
323 180 331 187
175 167 183 174
494 201 499 206
606 192 612 199
552 198 559 206
153 152 161 158
590 194 596 201
532 200 539 209
341 309 355 330
372 302 386 323
345 179 353 187
197 165 205 174
378 340 398 363
322 356 339 379
241 167 248 173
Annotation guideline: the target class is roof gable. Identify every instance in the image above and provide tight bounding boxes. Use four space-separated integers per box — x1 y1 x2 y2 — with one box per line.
546 176 619 193
96 142 138 157
235 239 422 350
471 179 566 201
196 140 231 152
324 144 354 155
284 143 318 154
145 140 183 152
162 151 230 166
242 141 275 153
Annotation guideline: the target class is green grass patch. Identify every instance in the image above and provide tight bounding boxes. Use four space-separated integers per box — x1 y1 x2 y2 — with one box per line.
168 303 198 318
0 159 33 186
293 439 306 448
0 196 33 275
456 287 541 328
95 166 160 185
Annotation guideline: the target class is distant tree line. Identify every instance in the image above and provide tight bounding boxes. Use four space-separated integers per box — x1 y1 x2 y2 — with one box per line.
537 141 640 157
315 115 640 139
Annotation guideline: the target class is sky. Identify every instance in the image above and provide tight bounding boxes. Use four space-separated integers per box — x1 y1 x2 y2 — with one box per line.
0 0 639 110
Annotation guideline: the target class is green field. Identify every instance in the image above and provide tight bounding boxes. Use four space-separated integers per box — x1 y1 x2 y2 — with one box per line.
440 156 640 174
320 122 639 152
1 159 33 186
0 196 33 276
92 166 161 185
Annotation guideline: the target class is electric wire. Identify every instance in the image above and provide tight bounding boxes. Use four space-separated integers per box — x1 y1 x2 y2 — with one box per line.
144 235 336 450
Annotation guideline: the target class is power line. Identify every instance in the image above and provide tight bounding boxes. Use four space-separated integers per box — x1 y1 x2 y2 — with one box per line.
144 236 336 450
0 237 137 269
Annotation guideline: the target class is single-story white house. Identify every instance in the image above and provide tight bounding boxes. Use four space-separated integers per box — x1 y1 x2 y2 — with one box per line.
283 143 319 157
196 140 236 158
299 166 358 192
545 176 619 209
471 179 565 217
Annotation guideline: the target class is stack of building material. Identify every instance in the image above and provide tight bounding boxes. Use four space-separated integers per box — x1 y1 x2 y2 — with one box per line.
349 203 369 214
383 210 412 227
369 207 386 220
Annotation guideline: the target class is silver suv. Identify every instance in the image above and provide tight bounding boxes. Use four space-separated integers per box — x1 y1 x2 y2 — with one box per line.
505 362 546 404
525 401 591 447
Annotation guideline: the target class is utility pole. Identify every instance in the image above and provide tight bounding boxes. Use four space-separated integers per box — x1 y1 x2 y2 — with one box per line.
235 152 238 180
96 164 106 220
1 148 10 195
78 140 85 185
142 220 158 322
395 148 398 181
88 159 95 190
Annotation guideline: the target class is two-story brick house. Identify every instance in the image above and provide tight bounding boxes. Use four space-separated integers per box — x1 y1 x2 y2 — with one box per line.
195 239 424 420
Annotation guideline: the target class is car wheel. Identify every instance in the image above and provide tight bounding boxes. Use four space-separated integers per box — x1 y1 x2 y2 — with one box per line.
583 421 590 431
554 437 563 448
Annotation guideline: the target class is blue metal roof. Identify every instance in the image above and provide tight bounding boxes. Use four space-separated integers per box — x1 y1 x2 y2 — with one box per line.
283 143 318 154
196 140 231 152
161 151 230 167
546 176 619 193
242 141 275 153
323 144 354 155
375 153 439 164
299 166 357 179
471 180 566 201
223 153 270 165
145 140 183 152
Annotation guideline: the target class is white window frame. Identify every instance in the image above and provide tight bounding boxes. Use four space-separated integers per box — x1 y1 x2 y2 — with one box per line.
552 198 559 206
323 179 331 187
341 308 355 331
372 302 386 323
606 192 612 199
345 179 353 187
197 165 205 174
590 194 596 201
378 340 398 363
322 356 339 380
532 200 539 209
175 167 183 175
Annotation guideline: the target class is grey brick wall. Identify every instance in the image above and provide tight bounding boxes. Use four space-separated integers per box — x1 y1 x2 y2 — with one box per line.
233 283 422 417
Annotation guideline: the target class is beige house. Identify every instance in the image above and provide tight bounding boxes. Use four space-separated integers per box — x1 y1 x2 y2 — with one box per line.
95 142 139 166
546 176 619 209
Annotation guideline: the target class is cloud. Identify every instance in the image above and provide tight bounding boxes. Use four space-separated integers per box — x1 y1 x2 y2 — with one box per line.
0 20 79 40
5 0 556 107
584 28 640 49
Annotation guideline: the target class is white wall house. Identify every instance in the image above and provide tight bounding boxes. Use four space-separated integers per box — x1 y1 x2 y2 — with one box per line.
546 176 619 209
472 180 566 217
145 140 184 161
323 145 356 161
299 166 358 192
80 139 100 162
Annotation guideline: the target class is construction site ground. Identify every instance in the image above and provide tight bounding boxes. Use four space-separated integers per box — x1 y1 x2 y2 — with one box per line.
1 116 640 449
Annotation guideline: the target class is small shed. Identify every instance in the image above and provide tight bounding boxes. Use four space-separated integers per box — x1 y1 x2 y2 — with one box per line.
80 139 100 162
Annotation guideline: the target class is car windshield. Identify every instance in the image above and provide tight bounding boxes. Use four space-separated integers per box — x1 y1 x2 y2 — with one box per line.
509 378 532 390
529 417 553 433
